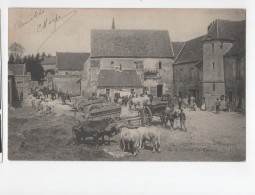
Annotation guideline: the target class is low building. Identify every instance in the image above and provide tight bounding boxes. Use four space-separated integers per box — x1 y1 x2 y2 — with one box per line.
8 64 30 96
173 36 204 105
202 19 245 110
41 56 56 72
90 28 175 97
8 70 21 107
54 52 90 96
97 69 143 99
41 56 56 88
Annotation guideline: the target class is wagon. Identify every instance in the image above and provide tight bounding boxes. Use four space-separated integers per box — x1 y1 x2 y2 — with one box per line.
71 97 105 112
143 101 168 125
88 104 122 123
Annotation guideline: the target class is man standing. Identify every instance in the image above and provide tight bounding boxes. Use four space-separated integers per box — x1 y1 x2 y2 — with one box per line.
179 109 187 131
178 96 182 109
215 98 221 114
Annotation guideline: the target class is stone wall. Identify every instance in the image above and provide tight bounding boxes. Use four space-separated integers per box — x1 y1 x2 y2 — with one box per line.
54 76 81 96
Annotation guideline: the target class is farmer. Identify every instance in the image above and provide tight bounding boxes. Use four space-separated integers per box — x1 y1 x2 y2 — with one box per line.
178 96 182 109
215 98 221 114
179 109 187 131
20 90 23 102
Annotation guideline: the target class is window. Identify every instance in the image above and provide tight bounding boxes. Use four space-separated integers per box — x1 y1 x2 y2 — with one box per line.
159 61 162 69
212 62 215 69
111 61 114 65
106 89 110 95
213 83 215 91
135 61 143 71
228 91 233 102
119 64 122 71
180 69 183 81
190 68 194 81
130 89 134 94
220 42 223 49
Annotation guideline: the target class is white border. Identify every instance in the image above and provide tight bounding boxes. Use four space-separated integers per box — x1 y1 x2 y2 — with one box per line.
1 0 255 194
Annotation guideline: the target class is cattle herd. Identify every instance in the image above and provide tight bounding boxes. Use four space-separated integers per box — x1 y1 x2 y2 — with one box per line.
71 118 160 156
27 89 182 156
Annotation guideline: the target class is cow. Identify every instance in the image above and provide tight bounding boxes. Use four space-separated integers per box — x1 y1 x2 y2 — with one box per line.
45 100 55 115
136 127 160 152
161 110 179 130
120 127 141 156
71 120 113 148
41 101 48 115
130 97 142 110
30 96 36 108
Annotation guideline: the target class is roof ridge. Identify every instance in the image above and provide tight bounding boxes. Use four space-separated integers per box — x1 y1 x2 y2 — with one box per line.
174 42 186 63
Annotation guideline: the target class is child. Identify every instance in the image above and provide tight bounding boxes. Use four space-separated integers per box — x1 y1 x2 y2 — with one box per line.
179 109 187 131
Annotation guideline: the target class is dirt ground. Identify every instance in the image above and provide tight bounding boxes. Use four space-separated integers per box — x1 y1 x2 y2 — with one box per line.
8 96 246 161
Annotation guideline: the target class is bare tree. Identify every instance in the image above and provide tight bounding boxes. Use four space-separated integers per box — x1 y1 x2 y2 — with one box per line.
8 42 25 62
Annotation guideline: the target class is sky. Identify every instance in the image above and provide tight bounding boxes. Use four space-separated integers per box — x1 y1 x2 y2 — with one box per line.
8 8 246 56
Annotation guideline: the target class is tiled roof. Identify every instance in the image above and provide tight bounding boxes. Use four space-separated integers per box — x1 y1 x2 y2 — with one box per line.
172 42 185 59
98 69 142 87
8 64 26 75
41 56 56 65
202 20 245 42
174 35 204 64
56 52 90 71
91 30 174 58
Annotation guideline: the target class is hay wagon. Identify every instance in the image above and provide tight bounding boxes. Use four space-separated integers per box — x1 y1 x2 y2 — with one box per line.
143 101 168 125
71 97 105 112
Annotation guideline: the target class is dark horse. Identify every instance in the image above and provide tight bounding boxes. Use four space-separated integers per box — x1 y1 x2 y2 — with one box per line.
161 110 179 130
59 91 71 105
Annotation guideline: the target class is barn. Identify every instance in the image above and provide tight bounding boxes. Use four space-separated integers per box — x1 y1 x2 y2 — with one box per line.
90 27 175 98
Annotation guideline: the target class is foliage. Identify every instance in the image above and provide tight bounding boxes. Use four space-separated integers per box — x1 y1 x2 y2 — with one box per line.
9 42 25 61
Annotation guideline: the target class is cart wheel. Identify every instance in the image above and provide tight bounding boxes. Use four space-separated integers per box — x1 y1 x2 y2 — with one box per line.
144 106 152 125
77 103 84 112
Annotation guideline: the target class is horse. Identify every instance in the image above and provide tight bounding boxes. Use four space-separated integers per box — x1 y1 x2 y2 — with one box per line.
161 110 179 130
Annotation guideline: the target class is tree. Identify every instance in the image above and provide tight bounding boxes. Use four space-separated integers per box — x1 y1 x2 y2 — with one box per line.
41 52 46 61
9 42 25 62
8 54 15 64
24 53 45 81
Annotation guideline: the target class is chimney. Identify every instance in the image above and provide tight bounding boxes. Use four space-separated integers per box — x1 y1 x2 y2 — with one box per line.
112 18 115 30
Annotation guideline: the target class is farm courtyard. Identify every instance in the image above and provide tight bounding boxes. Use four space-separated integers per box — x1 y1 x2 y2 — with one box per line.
8 97 246 161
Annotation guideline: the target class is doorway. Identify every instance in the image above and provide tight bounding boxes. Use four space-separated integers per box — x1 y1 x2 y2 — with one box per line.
189 89 196 98
157 85 163 97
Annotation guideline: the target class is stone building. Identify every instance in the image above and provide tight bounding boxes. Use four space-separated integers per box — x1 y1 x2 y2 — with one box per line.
41 56 56 72
41 56 56 88
90 27 175 97
202 20 245 110
173 36 204 105
54 52 90 95
8 64 30 96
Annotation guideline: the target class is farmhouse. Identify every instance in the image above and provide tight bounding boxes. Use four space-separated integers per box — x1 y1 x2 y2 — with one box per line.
202 20 245 110
90 25 175 98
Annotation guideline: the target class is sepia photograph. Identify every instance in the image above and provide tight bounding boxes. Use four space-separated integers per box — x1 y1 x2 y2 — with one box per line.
8 8 246 161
